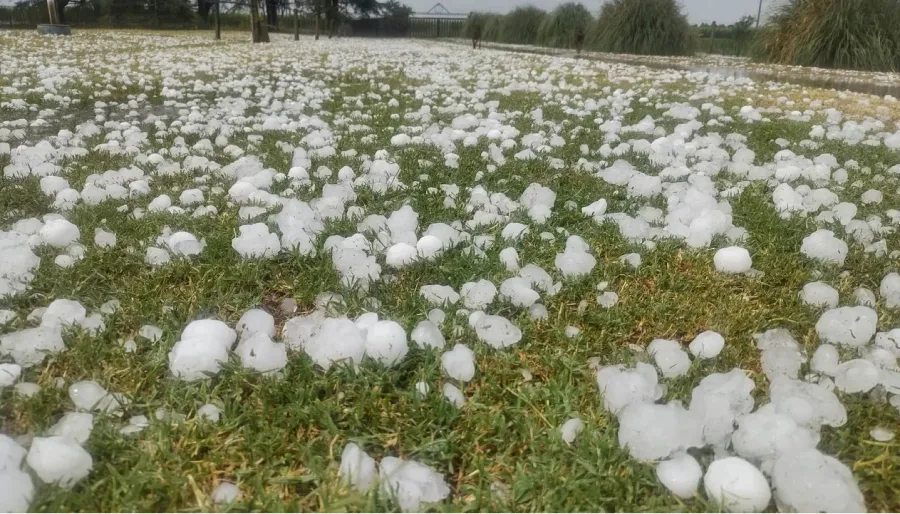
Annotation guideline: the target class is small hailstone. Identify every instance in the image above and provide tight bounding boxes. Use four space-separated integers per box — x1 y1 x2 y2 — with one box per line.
870 426 894 441
340 443 377 492
810 344 839 375
801 282 839 308
428 308 446 326
689 331 725 359
620 253 642 269
68 380 120 412
657 453 702 499
499 247 520 271
236 309 276 340
460 280 497 310
234 332 288 374
26 436 93 488
441 344 476 382
138 325 163 342
801 230 848 265
648 339 691 378
415 381 430 397
853 287 876 307
0 363 22 387
596 292 619 307
714 247 752 274
14 382 40 397
529 303 549 320
378 456 450 512
565 326 581 338
833 359 879 393
120 415 149 435
560 417 584 445
442 383 465 407
703 457 771 512
474 315 522 349
197 403 221 422
93 228 116 248
411 320 445 349
365 321 409 367
212 482 241 504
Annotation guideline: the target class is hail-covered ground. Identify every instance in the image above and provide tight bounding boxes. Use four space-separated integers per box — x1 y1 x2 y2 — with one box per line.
1 29 899 512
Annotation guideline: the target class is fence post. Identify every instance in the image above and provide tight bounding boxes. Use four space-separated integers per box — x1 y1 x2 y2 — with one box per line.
294 8 299 40
214 0 221 40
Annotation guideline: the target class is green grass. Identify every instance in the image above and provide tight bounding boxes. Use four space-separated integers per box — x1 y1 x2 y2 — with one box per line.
1 30 899 513
587 0 692 56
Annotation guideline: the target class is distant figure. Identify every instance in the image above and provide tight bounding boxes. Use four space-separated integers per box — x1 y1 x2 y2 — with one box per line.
574 28 585 56
472 24 482 49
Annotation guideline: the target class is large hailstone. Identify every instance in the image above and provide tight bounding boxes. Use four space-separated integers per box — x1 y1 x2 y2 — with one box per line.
379 457 450 512
26 436 93 488
703 457 771 512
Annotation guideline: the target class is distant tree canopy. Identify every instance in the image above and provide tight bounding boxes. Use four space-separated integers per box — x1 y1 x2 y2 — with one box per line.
8 0 401 28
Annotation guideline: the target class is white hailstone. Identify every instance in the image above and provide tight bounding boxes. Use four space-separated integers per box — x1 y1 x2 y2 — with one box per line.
0 326 65 367
411 320 445 349
501 223 529 241
93 228 116 248
500 277 540 308
881 272 900 308
800 281 839 308
833 359 879 393
138 325 163 343
771 449 864 513
232 223 281 258
689 369 756 448
168 320 236 381
648 339 691 378
0 363 21 387
713 247 752 274
815 306 877 346
596 291 619 307
15 382 40 397
474 315 522 349
355 312 379 337
39 219 80 248
179 189 204 206
0 440 33 512
304 318 366 371
55 254 75 268
467 311 486 329
236 309 275 340
419 285 460 306
235 332 287 374
26 436 93 488
731 404 819 473
870 427 894 442
595 363 662 414
689 331 725 359
581 199 608 217
416 235 443 259
386 243 419 267
42 298 86 327
555 247 596 278
147 194 172 212
48 412 94 445
339 443 377 492
617 401 704 461
460 280 497 310
365 321 409 367
811 344 839 375
212 482 241 504
499 247 520 271
441 344 476 382
379 457 450 512
145 247 170 267
442 383 465 408
769 376 847 430
853 287 877 307
800 230 848 265
560 417 584 445
529 303 549 320
703 457 771 512
565 326 581 338
415 381 430 397
68 380 120 413
197 403 221 422
656 453 702 499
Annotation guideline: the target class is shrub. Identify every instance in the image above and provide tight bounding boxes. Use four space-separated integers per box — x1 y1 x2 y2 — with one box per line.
537 2 593 49
499 6 546 45
588 0 691 56
753 0 900 71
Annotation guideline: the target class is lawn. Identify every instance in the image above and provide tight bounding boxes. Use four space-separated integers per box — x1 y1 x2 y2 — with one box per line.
0 29 899 512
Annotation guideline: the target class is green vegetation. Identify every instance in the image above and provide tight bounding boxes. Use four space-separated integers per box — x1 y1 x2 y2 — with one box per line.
537 2 593 49
753 0 900 71
587 0 691 56
499 6 546 45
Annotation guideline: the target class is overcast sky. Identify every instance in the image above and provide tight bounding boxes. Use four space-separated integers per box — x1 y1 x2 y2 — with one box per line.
0 0 778 25
409 0 774 25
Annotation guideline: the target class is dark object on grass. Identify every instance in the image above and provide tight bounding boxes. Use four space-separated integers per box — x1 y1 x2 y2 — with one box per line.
37 24 71 35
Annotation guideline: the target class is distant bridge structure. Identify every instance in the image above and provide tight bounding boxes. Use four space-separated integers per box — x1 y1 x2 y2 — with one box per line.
409 2 467 37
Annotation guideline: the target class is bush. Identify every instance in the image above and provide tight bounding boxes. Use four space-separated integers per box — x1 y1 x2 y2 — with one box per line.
499 6 546 45
537 2 593 49
753 0 900 71
588 0 691 56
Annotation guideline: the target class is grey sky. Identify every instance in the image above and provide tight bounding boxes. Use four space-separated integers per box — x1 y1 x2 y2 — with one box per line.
408 0 776 25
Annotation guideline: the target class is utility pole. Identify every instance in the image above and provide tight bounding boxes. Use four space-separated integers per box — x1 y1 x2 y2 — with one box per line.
756 0 763 28
46 0 59 24
294 8 300 40
214 0 221 40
